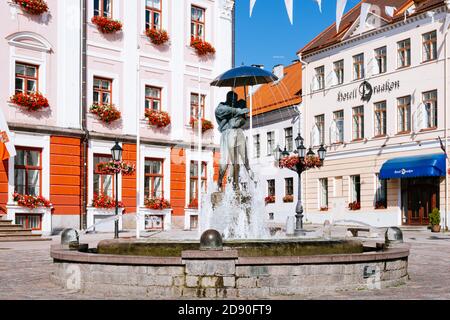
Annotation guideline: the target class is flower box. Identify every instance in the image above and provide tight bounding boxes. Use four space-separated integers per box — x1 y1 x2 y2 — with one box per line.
348 201 361 211
374 201 386 209
145 109 171 128
283 195 294 203
320 207 329 212
96 160 136 176
265 195 275 205
13 0 49 15
144 197 171 210
187 198 198 209
190 118 214 133
13 192 52 209
91 16 123 34
91 193 123 209
10 92 49 112
90 104 121 123
279 155 323 170
146 28 169 45
190 38 215 56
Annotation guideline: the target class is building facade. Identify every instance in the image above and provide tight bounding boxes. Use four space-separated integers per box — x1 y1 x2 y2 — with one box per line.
299 0 449 228
0 0 234 234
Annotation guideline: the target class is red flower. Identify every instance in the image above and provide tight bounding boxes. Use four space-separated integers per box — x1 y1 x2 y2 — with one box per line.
190 118 214 133
348 201 361 211
92 193 124 209
283 195 294 203
144 197 171 210
90 104 121 123
188 198 198 209
265 195 275 205
91 16 123 34
10 92 49 112
96 160 136 176
146 28 170 45
13 0 49 15
279 155 323 170
145 109 171 128
190 37 215 57
13 192 52 209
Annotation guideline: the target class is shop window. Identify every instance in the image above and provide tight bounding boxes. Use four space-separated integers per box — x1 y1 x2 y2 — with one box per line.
352 106 364 140
145 0 161 30
94 0 112 18
374 101 387 137
422 30 437 62
93 154 114 197
397 39 411 68
15 63 38 94
144 158 164 198
14 148 42 196
191 5 205 40
145 86 161 111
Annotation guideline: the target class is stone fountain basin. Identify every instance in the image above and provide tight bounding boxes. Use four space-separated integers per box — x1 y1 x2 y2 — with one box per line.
96 238 365 257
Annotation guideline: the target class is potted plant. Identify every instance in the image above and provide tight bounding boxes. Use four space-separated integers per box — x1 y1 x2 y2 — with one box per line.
429 208 441 233
90 103 121 123
348 201 361 211
91 16 123 34
10 92 50 112
13 192 52 209
13 0 49 15
283 195 293 203
190 37 215 57
190 117 214 133
145 109 171 128
279 155 323 170
265 195 275 205
146 28 169 46
320 206 328 212
96 160 136 176
144 197 171 210
91 193 123 209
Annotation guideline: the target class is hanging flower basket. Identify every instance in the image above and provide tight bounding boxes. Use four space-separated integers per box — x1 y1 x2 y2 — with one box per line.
144 197 171 210
145 109 171 128
91 16 123 34
13 0 49 15
187 198 198 209
348 201 361 211
146 28 169 46
92 193 123 209
265 195 275 205
90 104 121 123
96 160 136 176
13 192 52 209
279 155 323 170
190 38 215 56
190 118 214 133
10 92 49 112
283 195 294 203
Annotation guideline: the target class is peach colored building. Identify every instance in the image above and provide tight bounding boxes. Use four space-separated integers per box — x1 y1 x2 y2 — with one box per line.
298 0 449 229
0 0 234 234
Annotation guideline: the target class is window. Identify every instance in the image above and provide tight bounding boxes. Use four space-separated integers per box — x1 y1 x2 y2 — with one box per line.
374 46 387 74
334 60 344 85
144 158 164 198
397 96 411 133
315 66 325 90
15 63 38 94
352 106 364 140
285 178 293 196
315 115 325 145
333 110 344 143
191 5 205 40
284 127 293 151
93 77 112 105
375 173 387 209
253 134 260 158
190 93 205 119
189 161 207 203
374 101 387 137
93 154 114 197
423 31 437 62
423 90 437 129
14 148 41 196
350 175 361 203
94 0 112 18
398 39 411 68
353 54 364 80
267 131 275 156
267 179 275 197
145 0 161 30
145 86 161 111
15 214 41 231
319 178 328 208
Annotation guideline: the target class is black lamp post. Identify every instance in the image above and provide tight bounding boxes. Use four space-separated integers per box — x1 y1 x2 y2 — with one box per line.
111 140 123 239
276 133 326 236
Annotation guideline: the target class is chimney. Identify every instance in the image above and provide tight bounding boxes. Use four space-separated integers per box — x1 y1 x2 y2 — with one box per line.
272 64 284 81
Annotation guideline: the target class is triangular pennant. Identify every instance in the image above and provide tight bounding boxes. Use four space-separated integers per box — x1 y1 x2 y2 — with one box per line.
250 0 257 17
284 0 293 25
385 6 396 17
315 0 322 13
336 0 348 32
359 3 371 34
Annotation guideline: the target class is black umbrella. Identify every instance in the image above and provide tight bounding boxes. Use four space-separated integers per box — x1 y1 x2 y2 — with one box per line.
210 65 278 87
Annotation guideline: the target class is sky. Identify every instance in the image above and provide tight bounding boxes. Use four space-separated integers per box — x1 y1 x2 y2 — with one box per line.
235 0 361 70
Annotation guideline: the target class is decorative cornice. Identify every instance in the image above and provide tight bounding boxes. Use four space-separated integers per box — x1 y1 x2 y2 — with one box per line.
220 0 234 20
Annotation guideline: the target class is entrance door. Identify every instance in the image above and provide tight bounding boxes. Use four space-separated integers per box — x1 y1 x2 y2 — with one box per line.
402 178 439 225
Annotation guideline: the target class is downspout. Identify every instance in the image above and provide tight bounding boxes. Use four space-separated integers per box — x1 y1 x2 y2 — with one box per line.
80 0 88 230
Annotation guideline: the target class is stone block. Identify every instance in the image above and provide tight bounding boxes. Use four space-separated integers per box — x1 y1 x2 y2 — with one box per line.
238 287 270 298
147 266 185 276
223 276 236 288
185 275 199 288
185 260 235 276
140 275 174 287
236 277 257 288
146 286 182 298
204 288 218 298
173 276 185 286
200 276 222 288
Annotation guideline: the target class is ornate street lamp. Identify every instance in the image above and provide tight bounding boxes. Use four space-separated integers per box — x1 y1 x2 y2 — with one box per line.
275 132 327 236
111 140 123 239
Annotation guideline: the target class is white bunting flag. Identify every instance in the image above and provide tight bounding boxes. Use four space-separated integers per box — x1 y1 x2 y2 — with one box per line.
443 13 450 34
359 2 371 34
284 0 293 24
315 0 322 13
385 6 396 17
336 0 348 32
250 0 256 17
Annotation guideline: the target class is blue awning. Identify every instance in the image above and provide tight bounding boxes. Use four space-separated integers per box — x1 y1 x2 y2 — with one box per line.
379 154 446 179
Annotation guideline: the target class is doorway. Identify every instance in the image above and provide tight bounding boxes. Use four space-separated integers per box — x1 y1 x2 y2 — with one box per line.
401 177 439 225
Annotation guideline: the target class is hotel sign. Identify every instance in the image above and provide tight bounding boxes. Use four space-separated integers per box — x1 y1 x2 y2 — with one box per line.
337 80 400 103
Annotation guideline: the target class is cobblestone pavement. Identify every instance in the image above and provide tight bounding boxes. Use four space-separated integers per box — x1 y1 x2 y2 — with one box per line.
0 227 449 300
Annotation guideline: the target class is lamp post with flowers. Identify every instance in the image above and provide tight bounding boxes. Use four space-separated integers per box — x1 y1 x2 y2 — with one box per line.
111 140 123 239
274 133 327 236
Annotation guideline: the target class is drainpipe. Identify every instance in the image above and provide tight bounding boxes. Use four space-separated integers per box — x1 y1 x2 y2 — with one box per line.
80 0 88 230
